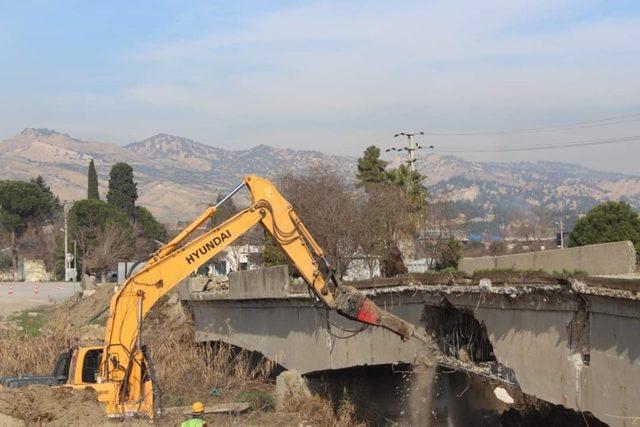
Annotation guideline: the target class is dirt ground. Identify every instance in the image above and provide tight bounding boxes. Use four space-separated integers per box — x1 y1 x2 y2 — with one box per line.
0 385 333 426
0 386 108 426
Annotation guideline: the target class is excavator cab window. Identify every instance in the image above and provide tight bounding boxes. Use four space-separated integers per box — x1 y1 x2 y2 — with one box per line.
81 349 103 383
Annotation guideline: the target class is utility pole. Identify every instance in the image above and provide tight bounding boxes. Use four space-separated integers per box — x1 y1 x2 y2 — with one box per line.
555 219 565 249
64 203 69 281
385 132 434 172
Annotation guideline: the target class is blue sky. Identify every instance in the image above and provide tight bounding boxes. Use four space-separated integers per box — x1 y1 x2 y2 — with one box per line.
1 1 640 172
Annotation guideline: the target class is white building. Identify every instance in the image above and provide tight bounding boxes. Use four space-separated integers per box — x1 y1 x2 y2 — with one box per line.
210 244 263 275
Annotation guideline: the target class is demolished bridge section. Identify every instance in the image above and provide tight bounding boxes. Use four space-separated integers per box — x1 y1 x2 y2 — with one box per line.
180 267 640 426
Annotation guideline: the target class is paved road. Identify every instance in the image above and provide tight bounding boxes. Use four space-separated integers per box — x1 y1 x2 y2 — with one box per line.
0 281 79 318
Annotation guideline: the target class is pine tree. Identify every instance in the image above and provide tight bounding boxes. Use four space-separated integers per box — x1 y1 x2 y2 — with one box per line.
106 162 138 216
0 180 57 275
356 145 388 186
569 201 640 251
87 159 100 200
30 175 61 213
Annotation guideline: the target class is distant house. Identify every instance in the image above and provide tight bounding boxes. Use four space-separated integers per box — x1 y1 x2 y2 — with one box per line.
210 245 263 275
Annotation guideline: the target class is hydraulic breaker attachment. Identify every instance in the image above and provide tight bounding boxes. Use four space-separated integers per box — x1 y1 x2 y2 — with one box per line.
334 285 416 341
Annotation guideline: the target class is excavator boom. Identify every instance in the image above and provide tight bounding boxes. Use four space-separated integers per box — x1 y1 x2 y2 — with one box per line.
85 175 418 417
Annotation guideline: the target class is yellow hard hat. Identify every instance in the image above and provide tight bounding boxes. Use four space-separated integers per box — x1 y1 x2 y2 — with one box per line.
192 401 204 414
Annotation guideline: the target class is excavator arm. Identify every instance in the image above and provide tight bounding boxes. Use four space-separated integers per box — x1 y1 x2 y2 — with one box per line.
99 175 417 417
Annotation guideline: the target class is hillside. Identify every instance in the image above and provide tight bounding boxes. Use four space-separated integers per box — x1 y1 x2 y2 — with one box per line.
0 129 354 221
411 155 640 234
2 129 640 229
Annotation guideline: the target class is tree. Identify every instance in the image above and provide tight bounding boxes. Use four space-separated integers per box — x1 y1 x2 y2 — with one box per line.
0 253 11 271
488 240 508 256
277 167 360 278
356 145 388 186
88 159 100 200
68 199 131 276
419 191 457 269
433 237 462 270
355 183 419 278
262 232 289 268
133 206 167 242
381 241 407 277
386 164 428 209
0 180 57 276
29 176 61 227
83 223 135 283
568 201 640 250
132 206 167 257
107 162 138 216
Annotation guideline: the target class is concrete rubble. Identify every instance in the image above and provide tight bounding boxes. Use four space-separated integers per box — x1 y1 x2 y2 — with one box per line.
274 370 312 411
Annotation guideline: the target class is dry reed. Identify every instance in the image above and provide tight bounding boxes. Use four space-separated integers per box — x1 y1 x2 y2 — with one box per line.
0 310 77 377
283 388 363 426
141 298 275 405
143 325 275 403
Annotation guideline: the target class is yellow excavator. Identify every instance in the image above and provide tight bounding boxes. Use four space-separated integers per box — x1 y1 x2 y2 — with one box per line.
1 175 420 418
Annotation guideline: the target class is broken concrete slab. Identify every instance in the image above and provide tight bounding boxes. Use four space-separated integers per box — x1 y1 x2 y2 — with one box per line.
494 387 514 405
275 370 311 411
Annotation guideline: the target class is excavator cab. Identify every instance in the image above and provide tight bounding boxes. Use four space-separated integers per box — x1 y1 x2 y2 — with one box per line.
63 346 103 386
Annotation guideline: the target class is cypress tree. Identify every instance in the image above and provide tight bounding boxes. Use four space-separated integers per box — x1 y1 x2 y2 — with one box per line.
87 159 100 200
106 162 138 216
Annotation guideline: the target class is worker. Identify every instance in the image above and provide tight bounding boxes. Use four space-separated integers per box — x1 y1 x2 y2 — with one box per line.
180 402 207 427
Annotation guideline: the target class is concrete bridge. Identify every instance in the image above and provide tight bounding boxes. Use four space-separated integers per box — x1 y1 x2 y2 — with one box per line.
180 267 640 426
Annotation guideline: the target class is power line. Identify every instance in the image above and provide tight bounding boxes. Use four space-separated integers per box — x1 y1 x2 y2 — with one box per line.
437 135 640 153
420 113 640 136
385 132 434 171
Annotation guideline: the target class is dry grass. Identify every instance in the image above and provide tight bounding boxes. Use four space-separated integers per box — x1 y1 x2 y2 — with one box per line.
141 298 275 407
143 322 275 405
0 309 78 377
283 389 363 426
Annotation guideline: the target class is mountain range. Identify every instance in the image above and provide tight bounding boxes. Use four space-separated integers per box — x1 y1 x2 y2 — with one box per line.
412 155 640 234
0 129 353 221
2 128 640 230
